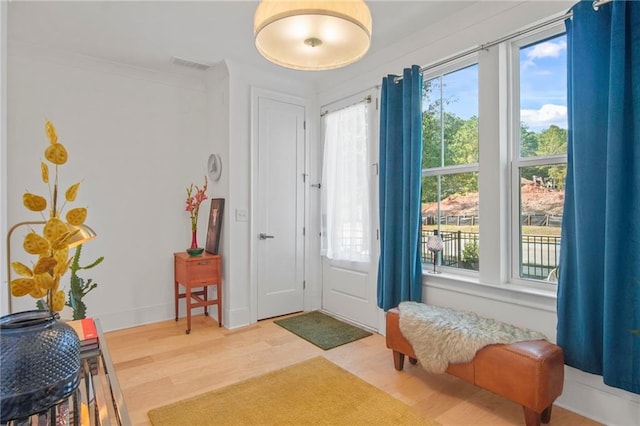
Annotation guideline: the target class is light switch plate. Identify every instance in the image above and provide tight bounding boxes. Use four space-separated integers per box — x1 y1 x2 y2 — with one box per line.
236 208 249 222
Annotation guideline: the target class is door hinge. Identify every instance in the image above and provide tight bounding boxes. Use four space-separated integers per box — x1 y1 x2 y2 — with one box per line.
302 173 307 182
303 227 306 236
303 120 306 130
376 97 379 110
377 229 380 240
303 280 306 290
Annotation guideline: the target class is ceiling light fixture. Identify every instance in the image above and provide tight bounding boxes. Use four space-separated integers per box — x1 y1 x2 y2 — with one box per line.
253 0 372 71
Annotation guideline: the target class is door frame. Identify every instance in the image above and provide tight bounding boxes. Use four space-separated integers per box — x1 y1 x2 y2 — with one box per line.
249 87 311 324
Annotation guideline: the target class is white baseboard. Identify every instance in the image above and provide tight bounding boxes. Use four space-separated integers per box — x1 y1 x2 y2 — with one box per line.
556 367 640 426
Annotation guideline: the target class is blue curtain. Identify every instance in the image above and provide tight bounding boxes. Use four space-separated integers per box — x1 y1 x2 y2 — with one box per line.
558 0 640 394
377 65 423 311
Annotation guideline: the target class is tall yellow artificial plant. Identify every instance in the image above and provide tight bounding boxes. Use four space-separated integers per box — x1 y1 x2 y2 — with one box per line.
10 120 90 314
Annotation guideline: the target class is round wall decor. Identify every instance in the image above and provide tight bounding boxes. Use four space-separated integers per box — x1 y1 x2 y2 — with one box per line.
207 153 222 182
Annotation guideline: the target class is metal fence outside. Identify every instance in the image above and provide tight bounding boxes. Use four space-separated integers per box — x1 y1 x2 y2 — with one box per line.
423 214 563 228
421 229 561 281
520 234 561 280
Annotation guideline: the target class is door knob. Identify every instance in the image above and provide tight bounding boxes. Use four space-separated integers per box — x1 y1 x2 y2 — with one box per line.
259 233 275 240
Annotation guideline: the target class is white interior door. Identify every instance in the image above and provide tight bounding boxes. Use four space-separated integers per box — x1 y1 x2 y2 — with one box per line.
321 89 379 329
256 93 305 320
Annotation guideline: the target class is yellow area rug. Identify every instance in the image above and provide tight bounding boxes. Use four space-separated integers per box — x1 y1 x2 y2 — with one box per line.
147 357 436 426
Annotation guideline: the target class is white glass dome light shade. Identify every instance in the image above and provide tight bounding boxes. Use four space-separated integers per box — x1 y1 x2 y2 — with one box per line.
254 0 372 71
427 235 444 252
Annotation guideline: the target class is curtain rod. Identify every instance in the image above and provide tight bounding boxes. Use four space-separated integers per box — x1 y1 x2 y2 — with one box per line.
394 0 613 83
592 0 613 11
320 95 372 117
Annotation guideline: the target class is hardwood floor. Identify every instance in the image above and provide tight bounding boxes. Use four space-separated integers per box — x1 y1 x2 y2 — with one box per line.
105 314 601 426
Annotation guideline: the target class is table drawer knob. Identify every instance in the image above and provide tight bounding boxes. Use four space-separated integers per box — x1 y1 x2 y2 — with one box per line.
197 260 211 265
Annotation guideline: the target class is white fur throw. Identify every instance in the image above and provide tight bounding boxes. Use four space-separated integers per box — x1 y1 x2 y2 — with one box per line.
398 301 547 374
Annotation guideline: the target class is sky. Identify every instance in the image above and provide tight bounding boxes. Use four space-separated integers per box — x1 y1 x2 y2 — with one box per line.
519 34 567 131
425 33 568 133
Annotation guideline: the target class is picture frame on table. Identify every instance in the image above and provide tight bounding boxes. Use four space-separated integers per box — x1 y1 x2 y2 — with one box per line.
205 198 224 254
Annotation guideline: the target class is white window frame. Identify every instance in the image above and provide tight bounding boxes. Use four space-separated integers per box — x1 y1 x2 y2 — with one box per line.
508 24 567 290
419 23 567 293
421 56 480 276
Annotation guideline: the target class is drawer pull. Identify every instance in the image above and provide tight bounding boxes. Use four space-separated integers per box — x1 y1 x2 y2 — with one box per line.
197 261 211 265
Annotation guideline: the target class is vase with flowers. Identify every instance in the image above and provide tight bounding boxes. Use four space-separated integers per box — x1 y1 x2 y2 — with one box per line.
185 176 208 256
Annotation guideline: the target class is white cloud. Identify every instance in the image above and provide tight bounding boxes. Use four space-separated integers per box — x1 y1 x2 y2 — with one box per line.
522 40 567 70
527 40 567 60
521 104 567 130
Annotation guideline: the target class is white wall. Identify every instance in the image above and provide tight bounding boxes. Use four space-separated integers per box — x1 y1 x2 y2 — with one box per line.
316 1 639 425
3 43 318 332
204 61 230 326
0 0 8 315
6 43 211 330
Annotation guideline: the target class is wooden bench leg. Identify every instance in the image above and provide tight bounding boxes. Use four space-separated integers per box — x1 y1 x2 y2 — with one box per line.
523 407 541 426
392 350 405 371
409 357 418 365
541 405 553 424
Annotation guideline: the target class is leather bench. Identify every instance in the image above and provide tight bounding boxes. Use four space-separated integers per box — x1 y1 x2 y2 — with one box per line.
386 307 564 426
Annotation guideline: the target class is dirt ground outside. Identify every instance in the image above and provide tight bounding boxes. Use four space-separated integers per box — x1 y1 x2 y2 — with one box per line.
422 178 564 236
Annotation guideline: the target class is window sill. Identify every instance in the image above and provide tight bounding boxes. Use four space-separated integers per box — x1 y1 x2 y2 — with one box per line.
421 269 558 313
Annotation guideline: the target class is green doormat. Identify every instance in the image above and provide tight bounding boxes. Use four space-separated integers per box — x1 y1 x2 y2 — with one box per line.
274 311 373 350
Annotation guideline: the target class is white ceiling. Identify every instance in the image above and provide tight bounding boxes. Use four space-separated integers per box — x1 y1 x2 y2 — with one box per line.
7 1 479 86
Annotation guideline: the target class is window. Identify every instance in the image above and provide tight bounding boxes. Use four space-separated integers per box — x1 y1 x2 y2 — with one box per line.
418 24 567 289
421 62 479 272
512 31 567 284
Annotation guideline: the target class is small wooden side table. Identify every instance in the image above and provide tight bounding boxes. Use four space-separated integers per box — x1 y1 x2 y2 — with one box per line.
174 252 222 334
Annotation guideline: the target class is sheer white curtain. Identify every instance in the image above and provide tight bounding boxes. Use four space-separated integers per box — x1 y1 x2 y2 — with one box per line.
321 102 370 262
